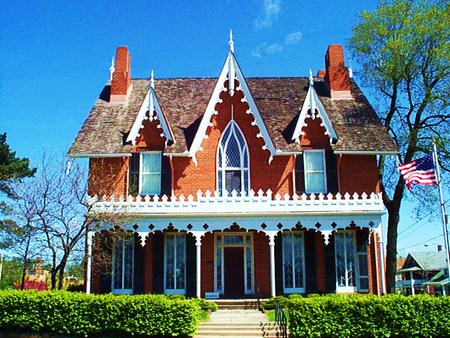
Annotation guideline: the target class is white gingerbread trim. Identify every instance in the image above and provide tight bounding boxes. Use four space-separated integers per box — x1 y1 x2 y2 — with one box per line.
127 76 174 146
292 70 338 144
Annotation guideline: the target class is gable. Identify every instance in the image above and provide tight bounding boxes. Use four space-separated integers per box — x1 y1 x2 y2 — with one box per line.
188 50 276 164
292 73 338 145
127 74 174 147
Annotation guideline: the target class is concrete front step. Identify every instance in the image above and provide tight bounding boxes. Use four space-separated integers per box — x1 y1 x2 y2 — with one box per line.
211 299 265 310
195 308 282 338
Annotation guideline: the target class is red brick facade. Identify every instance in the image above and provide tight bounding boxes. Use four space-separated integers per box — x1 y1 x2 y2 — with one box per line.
79 43 389 298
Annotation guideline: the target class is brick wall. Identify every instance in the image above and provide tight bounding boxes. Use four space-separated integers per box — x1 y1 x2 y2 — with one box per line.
88 157 128 197
315 232 327 292
253 231 271 298
200 232 215 296
144 234 154 293
338 154 380 194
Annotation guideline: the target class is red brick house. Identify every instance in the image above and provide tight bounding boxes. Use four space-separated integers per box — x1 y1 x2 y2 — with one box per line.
69 36 396 298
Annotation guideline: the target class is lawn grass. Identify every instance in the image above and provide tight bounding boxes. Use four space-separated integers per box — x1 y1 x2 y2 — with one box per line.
265 309 290 324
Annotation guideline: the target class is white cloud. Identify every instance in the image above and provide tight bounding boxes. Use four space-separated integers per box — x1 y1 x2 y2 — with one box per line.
252 42 283 57
266 43 283 54
284 31 302 45
254 0 281 29
252 43 266 58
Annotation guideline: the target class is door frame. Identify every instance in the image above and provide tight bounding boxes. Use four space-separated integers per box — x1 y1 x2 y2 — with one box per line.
214 232 254 295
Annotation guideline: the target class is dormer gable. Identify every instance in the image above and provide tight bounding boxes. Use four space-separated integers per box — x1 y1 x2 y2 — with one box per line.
292 71 338 145
127 71 174 147
189 32 276 165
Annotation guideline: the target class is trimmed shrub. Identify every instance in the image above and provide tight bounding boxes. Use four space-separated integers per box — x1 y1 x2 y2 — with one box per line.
288 294 450 337
191 298 218 312
0 290 201 337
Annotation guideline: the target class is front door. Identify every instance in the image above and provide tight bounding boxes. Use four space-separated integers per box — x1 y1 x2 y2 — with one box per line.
224 247 244 295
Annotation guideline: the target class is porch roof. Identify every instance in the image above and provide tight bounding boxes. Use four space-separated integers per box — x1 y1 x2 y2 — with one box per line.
89 190 384 245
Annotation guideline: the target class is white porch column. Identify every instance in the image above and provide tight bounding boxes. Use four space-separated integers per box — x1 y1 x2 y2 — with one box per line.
86 231 94 295
410 271 415 296
267 231 277 298
192 231 204 298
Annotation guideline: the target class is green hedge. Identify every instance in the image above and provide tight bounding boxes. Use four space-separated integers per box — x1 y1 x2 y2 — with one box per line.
0 290 202 337
288 294 450 337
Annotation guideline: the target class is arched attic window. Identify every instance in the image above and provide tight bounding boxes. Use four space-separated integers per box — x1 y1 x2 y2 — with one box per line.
217 121 250 196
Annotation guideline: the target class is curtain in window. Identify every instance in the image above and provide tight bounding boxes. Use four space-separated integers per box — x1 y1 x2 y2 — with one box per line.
283 232 305 292
112 233 134 292
335 232 357 290
165 234 186 293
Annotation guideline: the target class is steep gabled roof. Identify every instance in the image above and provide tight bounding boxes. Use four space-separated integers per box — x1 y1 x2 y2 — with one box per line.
68 76 397 157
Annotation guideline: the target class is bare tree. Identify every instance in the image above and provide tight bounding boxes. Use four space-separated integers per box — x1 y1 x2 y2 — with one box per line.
5 153 102 290
2 177 45 289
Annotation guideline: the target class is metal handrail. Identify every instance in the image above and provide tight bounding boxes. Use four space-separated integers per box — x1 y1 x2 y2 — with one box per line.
275 299 288 338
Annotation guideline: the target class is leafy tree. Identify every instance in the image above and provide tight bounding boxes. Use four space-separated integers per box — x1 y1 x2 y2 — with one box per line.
0 257 23 289
349 0 450 292
0 133 36 198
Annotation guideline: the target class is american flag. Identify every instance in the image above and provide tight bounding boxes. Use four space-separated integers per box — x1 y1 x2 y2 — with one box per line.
398 154 438 190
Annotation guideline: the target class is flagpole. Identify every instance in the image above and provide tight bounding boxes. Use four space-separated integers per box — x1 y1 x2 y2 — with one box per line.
433 140 450 292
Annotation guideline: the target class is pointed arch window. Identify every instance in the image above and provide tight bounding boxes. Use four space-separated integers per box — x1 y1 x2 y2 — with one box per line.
217 121 250 195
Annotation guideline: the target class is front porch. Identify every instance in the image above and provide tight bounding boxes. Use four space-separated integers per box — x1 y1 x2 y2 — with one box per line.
86 190 385 297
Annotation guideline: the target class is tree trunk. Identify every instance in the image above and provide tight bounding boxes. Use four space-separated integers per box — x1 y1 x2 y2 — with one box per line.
20 261 27 291
50 271 57 290
385 201 401 293
58 263 67 290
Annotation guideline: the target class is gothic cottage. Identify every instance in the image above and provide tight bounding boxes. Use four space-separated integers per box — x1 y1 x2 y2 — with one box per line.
69 37 396 298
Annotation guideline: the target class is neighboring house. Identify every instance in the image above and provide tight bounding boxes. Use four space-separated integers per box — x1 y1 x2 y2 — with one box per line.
69 36 396 298
26 258 49 283
397 251 449 295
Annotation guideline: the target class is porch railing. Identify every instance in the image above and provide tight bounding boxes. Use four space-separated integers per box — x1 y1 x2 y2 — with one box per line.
275 299 288 338
88 190 384 215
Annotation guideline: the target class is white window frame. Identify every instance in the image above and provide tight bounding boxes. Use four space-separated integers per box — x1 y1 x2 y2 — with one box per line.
112 233 134 295
335 231 359 293
164 233 186 294
139 152 162 196
214 233 254 295
282 231 306 294
217 121 250 195
303 150 327 193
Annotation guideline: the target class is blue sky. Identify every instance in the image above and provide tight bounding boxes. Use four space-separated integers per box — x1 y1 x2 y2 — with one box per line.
0 0 445 256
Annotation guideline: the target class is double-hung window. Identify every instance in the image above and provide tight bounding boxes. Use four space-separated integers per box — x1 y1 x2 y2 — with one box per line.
303 150 326 193
129 152 162 196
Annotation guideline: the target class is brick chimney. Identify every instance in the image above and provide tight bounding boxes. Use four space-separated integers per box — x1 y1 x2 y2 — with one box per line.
324 45 352 99
110 46 132 103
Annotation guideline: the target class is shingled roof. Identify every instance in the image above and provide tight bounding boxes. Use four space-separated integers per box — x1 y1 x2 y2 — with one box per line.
69 75 396 157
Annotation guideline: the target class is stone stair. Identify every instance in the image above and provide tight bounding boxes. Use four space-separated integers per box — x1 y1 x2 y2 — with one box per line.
195 300 284 338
